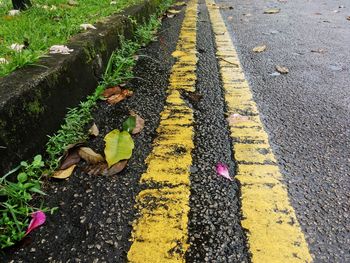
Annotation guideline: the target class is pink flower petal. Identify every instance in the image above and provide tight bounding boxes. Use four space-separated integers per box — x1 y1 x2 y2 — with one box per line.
25 211 46 235
216 162 233 181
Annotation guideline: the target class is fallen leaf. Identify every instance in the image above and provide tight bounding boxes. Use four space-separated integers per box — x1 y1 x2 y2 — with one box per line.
68 0 79 6
25 211 46 235
130 111 145 134
52 165 76 179
311 48 326 53
49 45 73 54
107 89 133 105
216 163 233 181
123 116 136 133
264 8 280 14
88 123 99 137
85 162 108 176
78 147 104 164
0 58 9 64
227 113 249 125
347 16 350 21
60 149 81 170
102 86 122 98
173 1 186 6
80 23 96 30
275 65 289 74
253 45 267 53
8 10 20 16
10 43 25 52
104 160 128 176
104 129 134 167
168 9 182 14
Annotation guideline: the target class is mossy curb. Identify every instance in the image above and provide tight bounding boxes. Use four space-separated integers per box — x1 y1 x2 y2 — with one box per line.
0 0 161 173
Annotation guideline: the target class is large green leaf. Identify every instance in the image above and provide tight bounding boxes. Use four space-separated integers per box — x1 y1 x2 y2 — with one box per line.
104 129 134 167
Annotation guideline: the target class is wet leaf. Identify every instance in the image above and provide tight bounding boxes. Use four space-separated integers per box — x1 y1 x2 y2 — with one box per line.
311 48 326 53
52 165 76 179
85 162 108 176
264 8 280 14
275 65 289 74
168 9 182 14
78 147 104 164
253 45 267 53
107 89 133 105
216 163 233 181
227 113 249 125
88 123 99 137
174 1 186 6
102 86 122 98
25 211 46 235
104 160 128 176
123 116 136 133
104 129 134 167
130 112 145 134
60 149 81 170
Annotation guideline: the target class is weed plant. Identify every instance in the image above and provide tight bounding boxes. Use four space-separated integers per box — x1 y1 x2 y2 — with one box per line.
0 0 173 249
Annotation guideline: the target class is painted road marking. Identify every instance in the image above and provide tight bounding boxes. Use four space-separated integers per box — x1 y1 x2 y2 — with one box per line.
206 0 313 262
127 0 198 262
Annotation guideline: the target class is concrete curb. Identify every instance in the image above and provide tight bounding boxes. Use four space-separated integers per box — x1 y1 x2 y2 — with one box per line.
0 0 161 172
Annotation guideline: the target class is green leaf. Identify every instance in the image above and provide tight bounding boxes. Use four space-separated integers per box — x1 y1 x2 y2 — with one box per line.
122 116 136 133
104 129 134 167
17 173 27 183
29 187 47 196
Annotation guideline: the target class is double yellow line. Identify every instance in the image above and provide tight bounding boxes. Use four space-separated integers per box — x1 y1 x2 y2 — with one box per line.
127 0 313 262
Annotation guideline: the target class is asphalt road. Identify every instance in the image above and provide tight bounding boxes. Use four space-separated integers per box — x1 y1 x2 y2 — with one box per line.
1 0 349 262
216 0 350 262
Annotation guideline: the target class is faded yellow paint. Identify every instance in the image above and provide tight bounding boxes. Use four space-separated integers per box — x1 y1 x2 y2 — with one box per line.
127 0 198 262
206 0 313 262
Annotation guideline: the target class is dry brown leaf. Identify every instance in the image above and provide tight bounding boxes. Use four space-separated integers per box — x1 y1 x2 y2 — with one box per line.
227 114 250 125
104 160 128 176
85 162 108 176
264 8 280 14
52 165 76 179
88 123 99 137
78 147 104 164
253 45 267 53
276 65 289 74
130 111 145 134
60 150 81 170
102 86 122 98
107 89 133 105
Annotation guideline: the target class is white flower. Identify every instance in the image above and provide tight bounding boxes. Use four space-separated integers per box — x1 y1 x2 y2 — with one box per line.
0 58 9 64
110 1 117 5
80 23 97 30
10 43 25 52
8 9 20 16
49 45 74 55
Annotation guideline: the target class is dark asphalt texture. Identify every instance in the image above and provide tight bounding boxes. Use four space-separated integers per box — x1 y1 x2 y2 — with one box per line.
215 0 350 262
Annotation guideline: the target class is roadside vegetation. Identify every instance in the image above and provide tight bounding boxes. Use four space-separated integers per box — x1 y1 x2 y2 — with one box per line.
0 0 176 249
0 0 141 78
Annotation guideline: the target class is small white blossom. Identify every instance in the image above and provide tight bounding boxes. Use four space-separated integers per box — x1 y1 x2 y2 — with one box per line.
80 23 97 30
8 9 20 16
110 1 117 5
49 45 74 55
0 58 9 64
10 43 25 52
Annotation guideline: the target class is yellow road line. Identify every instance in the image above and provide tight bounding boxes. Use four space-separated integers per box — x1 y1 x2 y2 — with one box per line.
127 1 198 262
206 1 313 262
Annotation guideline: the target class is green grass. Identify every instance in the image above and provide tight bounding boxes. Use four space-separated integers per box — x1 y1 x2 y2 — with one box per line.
0 0 142 78
0 0 173 249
